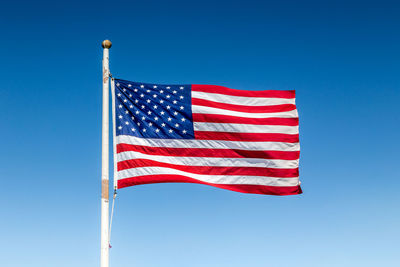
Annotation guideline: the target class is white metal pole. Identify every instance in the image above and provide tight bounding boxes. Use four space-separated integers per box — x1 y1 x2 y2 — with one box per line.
101 39 112 267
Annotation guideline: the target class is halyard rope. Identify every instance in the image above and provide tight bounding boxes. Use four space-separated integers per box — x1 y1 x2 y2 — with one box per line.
108 189 117 248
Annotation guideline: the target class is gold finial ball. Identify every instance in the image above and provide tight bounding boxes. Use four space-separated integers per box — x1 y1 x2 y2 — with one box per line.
102 40 112 49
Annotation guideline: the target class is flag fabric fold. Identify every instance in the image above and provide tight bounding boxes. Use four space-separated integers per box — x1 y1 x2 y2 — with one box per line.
112 78 302 195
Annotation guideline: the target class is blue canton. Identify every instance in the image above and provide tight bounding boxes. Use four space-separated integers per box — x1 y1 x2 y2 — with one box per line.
114 79 194 139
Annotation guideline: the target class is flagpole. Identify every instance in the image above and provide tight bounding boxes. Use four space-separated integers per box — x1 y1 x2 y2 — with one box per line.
101 39 112 267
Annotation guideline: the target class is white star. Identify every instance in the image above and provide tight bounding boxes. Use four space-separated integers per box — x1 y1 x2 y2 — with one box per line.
123 88 126 92
175 123 179 127
153 94 157 98
135 110 139 114
140 94 144 98
149 122 153 127
137 122 141 126
123 99 127 103
143 128 147 132
118 126 122 130
160 100 164 104
129 105 133 108
182 129 187 134
153 85 157 88
167 117 172 121
146 99 151 103
134 89 138 92
173 100 177 104
128 84 132 87
125 121 129 125
169 129 173 133
181 118 186 122
180 86 184 90
146 90 151 93
116 83 120 86
160 111 165 115
135 99 139 103
147 110 152 115
166 95 171 99
166 105 171 109
155 129 160 133
142 116 146 120
154 117 159 121
118 105 123 108
131 116 135 120
118 115 123 119
159 90 164 94
153 105 158 109
125 110 129 114
173 90 177 94
173 111 178 116
141 105 145 109
179 96 184 99
131 128 136 132
140 85 144 88
129 94 132 97
180 106 184 110
117 93 121 97
161 123 166 127
166 86 171 89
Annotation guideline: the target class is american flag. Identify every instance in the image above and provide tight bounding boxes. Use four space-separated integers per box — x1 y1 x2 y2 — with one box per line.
112 78 301 195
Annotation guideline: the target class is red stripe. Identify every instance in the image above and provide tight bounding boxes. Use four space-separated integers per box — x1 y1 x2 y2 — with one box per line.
118 158 299 177
192 98 296 113
192 84 295 99
192 113 299 126
194 131 299 142
117 143 300 160
117 175 302 195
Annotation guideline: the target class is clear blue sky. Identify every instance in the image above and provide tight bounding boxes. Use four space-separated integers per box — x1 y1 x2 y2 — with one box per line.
1 0 399 266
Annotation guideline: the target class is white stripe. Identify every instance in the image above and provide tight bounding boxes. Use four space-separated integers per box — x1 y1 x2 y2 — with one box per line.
192 91 295 106
194 122 299 134
117 166 299 187
117 135 300 151
117 151 299 169
192 105 298 118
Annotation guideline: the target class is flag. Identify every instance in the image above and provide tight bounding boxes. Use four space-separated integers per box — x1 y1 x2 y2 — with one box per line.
112 79 301 195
